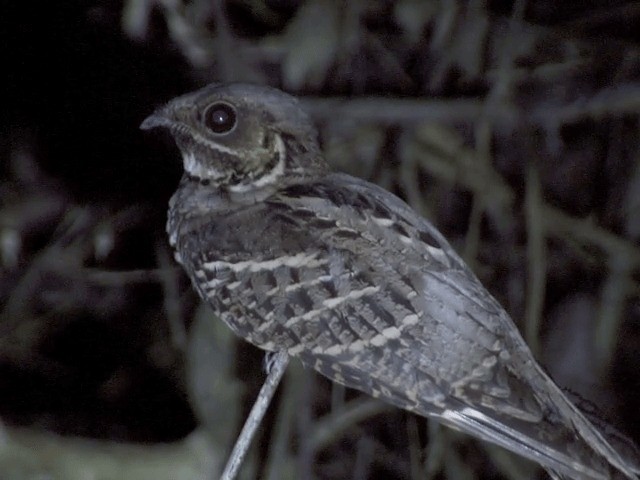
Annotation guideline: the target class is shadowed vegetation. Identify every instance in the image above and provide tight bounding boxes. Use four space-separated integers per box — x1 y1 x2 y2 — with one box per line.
1 0 639 479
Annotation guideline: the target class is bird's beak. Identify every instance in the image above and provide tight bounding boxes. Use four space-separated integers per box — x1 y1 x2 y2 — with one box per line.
140 107 174 131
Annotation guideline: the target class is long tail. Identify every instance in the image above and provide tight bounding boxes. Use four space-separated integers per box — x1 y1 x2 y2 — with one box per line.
434 365 640 480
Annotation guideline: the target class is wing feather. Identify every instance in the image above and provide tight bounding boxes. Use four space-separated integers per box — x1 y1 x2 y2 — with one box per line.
264 173 640 480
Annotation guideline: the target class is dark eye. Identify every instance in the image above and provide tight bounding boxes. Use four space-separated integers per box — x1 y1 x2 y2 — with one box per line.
203 102 237 134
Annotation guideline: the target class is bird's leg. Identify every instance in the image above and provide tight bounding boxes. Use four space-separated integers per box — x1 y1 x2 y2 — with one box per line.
263 351 282 374
221 350 290 480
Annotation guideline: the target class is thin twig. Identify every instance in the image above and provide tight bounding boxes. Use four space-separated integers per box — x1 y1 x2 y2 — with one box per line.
595 255 633 377
156 243 188 351
524 162 546 355
308 397 391 452
303 97 512 126
221 351 290 480
83 267 181 285
263 363 303 480
542 206 640 268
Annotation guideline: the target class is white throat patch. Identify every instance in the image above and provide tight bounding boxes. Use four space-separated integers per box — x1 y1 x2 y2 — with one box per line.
182 151 223 180
182 133 286 190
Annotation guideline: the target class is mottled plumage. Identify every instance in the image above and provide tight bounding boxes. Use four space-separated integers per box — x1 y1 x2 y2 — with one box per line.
142 83 639 479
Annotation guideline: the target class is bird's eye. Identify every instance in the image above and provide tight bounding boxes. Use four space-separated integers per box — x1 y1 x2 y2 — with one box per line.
203 102 237 134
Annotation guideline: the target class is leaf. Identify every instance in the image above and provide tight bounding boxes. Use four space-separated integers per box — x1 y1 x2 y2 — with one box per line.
282 0 340 90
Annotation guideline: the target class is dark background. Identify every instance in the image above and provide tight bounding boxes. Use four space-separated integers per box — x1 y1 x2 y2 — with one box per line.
1 1 640 479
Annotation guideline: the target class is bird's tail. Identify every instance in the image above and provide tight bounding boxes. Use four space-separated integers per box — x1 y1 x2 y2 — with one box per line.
435 364 639 480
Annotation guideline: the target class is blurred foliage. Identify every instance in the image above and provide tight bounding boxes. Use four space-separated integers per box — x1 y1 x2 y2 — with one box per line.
2 0 640 479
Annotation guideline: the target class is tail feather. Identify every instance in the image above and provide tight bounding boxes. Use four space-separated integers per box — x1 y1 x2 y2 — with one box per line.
542 372 639 479
438 406 608 479
435 386 639 480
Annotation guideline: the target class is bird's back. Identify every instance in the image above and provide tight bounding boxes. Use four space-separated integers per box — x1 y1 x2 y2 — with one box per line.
169 171 639 480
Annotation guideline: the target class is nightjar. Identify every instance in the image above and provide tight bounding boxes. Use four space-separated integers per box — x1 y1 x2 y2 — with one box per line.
141 82 639 480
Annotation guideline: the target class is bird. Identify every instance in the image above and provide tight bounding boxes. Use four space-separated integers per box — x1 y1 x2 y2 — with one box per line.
141 82 640 480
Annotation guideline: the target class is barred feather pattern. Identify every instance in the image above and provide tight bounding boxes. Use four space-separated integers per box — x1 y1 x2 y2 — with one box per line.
168 172 638 480
146 82 640 480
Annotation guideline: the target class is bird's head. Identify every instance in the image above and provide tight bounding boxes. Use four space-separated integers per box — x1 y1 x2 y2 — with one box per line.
141 83 329 192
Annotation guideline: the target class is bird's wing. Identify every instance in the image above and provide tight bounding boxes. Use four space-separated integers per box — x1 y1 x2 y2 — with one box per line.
261 173 639 480
179 172 638 479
